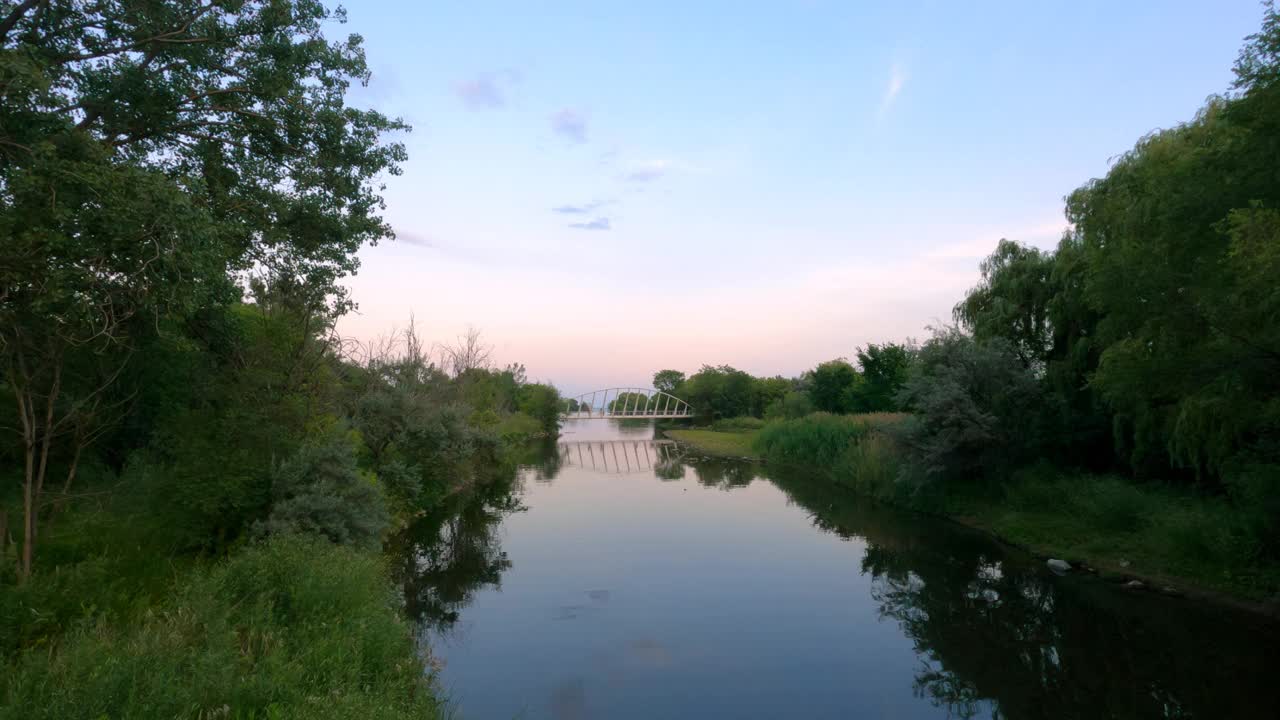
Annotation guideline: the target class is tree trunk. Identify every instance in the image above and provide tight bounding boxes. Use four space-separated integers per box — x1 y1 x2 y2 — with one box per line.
21 443 34 583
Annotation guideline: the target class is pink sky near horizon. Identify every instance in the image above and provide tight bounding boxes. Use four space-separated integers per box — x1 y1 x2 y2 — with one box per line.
336 216 1068 397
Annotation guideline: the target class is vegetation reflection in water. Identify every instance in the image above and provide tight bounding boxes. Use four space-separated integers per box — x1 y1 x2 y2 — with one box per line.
391 424 1279 720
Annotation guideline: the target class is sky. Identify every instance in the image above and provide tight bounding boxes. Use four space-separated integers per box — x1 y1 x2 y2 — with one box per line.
334 0 1264 396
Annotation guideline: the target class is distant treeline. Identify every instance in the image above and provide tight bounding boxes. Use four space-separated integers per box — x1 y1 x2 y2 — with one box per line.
652 342 914 423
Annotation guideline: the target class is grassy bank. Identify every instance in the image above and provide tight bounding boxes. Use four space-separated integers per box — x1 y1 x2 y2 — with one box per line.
666 429 761 458
2 536 439 719
674 414 1280 605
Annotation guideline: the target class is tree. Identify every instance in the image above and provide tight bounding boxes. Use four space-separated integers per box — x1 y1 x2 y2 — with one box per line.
442 327 493 377
850 343 915 412
1 0 407 579
682 365 755 420
517 383 562 432
1065 14 1280 480
750 376 793 418
652 370 686 394
953 240 1056 370
806 360 860 414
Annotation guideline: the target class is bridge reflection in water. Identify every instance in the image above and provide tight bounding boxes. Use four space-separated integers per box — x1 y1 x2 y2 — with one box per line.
558 439 686 475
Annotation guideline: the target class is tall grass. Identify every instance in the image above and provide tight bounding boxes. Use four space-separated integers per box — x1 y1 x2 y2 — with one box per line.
2 536 440 720
754 413 910 502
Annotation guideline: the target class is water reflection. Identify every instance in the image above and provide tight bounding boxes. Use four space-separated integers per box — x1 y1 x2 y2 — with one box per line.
393 422 1280 719
388 467 523 637
558 439 685 476
772 469 1280 720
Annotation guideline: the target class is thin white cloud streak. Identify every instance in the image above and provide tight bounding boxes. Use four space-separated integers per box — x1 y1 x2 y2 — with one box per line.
877 62 907 118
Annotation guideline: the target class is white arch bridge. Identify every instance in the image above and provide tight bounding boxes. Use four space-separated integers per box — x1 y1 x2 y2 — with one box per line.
561 388 693 420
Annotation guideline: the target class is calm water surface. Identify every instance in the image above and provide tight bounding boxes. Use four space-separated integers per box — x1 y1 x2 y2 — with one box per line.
390 420 1279 719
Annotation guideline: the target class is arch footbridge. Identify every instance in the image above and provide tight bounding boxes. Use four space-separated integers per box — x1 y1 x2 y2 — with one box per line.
561 388 693 420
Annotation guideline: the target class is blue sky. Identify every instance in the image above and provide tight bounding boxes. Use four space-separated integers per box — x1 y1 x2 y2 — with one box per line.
336 1 1264 394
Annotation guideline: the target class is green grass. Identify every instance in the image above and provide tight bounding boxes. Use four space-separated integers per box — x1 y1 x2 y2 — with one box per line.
954 471 1280 599
2 535 441 719
666 429 761 458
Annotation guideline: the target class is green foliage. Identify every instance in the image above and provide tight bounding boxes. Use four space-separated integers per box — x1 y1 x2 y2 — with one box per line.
754 413 910 503
755 413 872 467
1 537 439 720
805 360 861 413
652 369 686 394
254 432 389 550
497 412 543 442
849 343 915 412
954 240 1057 368
516 383 563 432
765 390 815 420
607 390 658 415
895 328 1045 484
680 364 757 420
1059 12 1280 480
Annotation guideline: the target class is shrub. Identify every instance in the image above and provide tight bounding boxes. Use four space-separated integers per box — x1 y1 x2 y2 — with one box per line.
1 537 440 720
254 433 389 550
895 328 1045 485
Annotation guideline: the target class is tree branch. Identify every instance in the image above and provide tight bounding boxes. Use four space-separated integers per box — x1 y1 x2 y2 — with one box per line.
0 0 42 44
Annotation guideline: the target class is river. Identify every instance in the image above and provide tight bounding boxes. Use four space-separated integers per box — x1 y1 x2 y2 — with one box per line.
390 420 1279 719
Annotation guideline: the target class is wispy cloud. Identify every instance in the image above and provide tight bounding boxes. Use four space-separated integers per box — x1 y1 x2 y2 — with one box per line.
454 70 522 110
623 159 670 183
552 202 604 214
551 109 587 143
455 75 504 110
394 229 436 247
568 217 611 231
877 62 907 118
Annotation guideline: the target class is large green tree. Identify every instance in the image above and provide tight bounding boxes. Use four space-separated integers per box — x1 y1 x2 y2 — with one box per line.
805 359 860 414
1066 8 1280 480
1 0 406 579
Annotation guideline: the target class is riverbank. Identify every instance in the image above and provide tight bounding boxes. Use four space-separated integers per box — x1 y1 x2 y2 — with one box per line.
665 428 760 458
2 535 441 718
665 424 1280 612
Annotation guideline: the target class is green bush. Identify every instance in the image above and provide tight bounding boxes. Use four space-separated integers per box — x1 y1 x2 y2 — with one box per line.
254 433 389 550
2 536 440 720
895 328 1045 484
